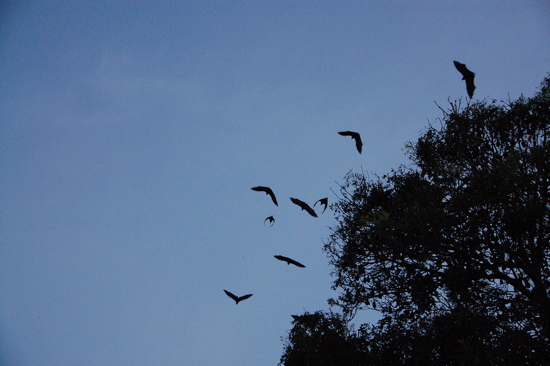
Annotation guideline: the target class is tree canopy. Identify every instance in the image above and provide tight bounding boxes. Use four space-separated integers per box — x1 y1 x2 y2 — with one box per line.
280 76 550 365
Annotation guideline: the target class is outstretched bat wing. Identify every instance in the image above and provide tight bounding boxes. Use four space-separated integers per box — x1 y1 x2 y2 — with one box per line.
453 60 474 78
338 131 358 138
287 258 305 268
290 197 303 206
224 289 253 304
338 131 362 154
274 255 306 268
314 197 328 214
224 289 238 303
251 186 278 206
465 77 476 99
303 205 317 218
354 134 363 154
274 255 287 262
237 294 253 303
453 60 476 98
290 197 318 218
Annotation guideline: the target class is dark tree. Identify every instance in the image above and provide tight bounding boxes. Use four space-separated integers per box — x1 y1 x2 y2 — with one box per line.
280 76 550 365
280 311 367 366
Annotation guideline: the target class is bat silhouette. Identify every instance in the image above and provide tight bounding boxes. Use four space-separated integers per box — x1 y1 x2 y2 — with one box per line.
313 197 328 214
453 60 476 98
338 131 362 154
264 215 275 227
274 255 306 268
290 197 318 218
251 186 278 206
223 290 253 304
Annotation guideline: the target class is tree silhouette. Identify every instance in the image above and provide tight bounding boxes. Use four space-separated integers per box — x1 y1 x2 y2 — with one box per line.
280 311 367 366
280 75 550 365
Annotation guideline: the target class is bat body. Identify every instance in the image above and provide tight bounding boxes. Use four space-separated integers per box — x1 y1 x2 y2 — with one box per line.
313 197 328 214
251 186 278 206
274 255 306 268
224 290 253 304
290 197 318 218
338 131 362 154
453 60 476 98
264 215 275 226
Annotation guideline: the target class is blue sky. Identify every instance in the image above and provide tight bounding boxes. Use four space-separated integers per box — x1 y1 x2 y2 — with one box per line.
1 1 549 365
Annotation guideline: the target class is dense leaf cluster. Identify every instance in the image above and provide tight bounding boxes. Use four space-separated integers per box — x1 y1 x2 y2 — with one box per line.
280 311 367 366
280 76 550 365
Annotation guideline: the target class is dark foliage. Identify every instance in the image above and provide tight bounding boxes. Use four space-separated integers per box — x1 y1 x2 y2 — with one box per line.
280 311 367 366
280 76 550 365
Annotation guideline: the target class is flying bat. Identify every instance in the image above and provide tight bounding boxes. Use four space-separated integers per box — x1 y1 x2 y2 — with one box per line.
264 215 275 227
290 197 318 218
251 186 278 206
313 197 328 214
338 131 362 154
274 255 306 268
453 60 476 98
223 290 253 305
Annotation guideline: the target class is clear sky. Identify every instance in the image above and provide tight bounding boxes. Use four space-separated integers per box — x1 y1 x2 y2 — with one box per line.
1 1 549 365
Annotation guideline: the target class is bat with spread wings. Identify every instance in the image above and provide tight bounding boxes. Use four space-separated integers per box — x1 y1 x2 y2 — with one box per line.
453 60 476 98
251 186 278 206
313 197 328 214
264 215 275 227
338 131 362 154
290 197 318 218
274 255 306 268
223 290 253 304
